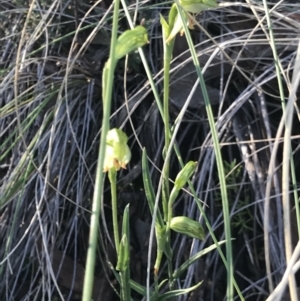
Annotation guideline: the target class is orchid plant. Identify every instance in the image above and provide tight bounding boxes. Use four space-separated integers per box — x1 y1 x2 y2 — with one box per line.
81 1 235 301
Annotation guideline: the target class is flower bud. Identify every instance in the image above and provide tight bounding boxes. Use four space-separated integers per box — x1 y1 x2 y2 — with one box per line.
179 0 217 14
115 26 149 60
104 128 131 172
170 216 204 240
174 161 197 191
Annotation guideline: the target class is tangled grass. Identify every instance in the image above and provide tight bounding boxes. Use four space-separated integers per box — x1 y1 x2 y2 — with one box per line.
1 0 300 300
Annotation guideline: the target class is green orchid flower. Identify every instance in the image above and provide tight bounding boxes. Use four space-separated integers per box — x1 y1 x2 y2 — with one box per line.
179 0 217 14
170 216 205 240
104 128 131 172
115 26 149 60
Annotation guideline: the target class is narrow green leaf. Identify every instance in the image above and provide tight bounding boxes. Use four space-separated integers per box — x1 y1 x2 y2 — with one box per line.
116 234 129 272
173 240 227 280
142 148 164 225
121 204 130 238
116 205 130 272
158 281 203 300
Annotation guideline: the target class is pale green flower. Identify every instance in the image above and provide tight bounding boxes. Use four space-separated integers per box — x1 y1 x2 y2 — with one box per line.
115 26 149 60
174 161 197 191
164 0 218 43
169 161 197 204
179 0 217 14
170 216 205 240
104 128 131 172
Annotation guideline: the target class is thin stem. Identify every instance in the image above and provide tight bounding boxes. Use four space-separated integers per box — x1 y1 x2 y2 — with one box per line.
81 0 120 299
162 27 176 288
153 268 159 300
165 189 175 287
162 42 172 222
109 168 120 254
120 269 131 301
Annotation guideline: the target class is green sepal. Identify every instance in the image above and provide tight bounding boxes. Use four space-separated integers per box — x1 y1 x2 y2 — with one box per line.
168 3 178 29
106 127 128 145
179 0 217 14
115 26 149 60
166 12 188 44
160 14 170 40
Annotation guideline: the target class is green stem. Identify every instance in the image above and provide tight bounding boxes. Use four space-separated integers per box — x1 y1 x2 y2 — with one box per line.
153 269 159 300
162 44 172 221
109 168 120 254
165 190 175 287
161 29 176 288
163 46 172 151
119 269 131 301
161 9 176 222
81 0 120 299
